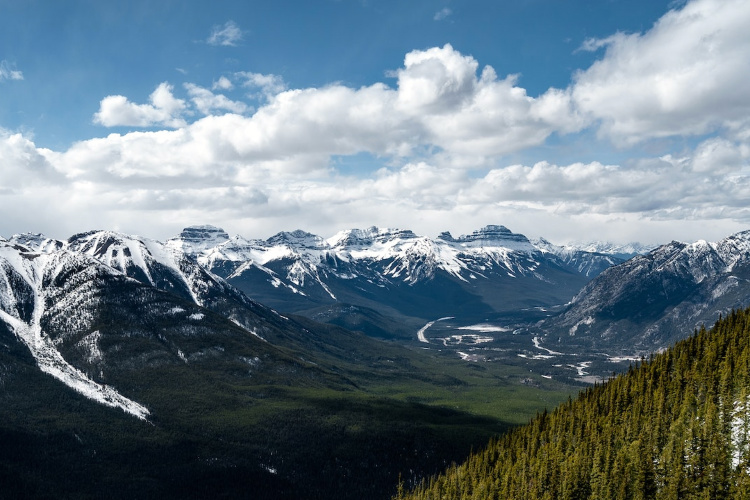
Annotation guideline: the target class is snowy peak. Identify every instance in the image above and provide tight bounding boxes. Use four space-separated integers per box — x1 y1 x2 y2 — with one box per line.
66 229 235 307
566 240 654 260
68 230 174 287
715 230 750 270
166 225 230 257
170 223 625 291
327 227 419 249
8 232 65 253
267 230 327 250
642 232 750 281
449 225 531 248
546 228 750 352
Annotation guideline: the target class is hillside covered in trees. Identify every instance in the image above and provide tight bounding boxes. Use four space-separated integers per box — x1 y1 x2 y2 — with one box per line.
396 307 750 499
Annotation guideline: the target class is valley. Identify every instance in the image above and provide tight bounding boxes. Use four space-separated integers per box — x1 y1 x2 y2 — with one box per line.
410 314 639 384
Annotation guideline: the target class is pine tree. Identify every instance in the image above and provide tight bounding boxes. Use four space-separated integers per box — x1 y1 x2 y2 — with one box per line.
397 307 750 500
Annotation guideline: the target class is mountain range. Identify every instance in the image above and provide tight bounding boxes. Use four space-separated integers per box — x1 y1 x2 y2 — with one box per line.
0 226 582 498
164 224 644 338
3 222 750 498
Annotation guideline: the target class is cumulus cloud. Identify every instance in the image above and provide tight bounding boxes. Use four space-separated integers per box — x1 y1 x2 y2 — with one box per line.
393 45 585 159
184 83 250 115
237 72 287 98
571 0 750 145
207 21 243 47
93 82 187 128
212 76 233 91
0 60 23 81
89 44 585 165
0 130 63 188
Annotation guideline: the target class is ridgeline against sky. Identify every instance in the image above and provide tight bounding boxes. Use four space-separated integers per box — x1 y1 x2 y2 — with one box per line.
0 0 748 245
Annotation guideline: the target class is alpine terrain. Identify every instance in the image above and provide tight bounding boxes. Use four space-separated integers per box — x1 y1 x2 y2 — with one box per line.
537 230 750 356
166 224 636 340
0 228 580 499
5 224 748 498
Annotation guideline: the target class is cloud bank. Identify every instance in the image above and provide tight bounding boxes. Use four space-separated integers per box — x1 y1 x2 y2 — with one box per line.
2 0 750 245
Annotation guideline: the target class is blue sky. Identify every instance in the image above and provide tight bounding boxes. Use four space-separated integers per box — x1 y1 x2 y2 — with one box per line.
1 0 749 245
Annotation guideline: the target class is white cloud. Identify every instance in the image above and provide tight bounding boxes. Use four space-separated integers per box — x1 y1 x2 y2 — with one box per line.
434 8 452 21
0 130 63 188
207 21 243 47
0 60 23 81
89 45 584 164
184 83 250 115
571 0 750 145
93 82 187 128
1 121 748 245
237 72 287 98
395 45 478 114
212 76 233 91
394 45 585 158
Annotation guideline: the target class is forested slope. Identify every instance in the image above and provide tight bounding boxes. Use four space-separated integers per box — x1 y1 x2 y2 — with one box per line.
396 308 750 499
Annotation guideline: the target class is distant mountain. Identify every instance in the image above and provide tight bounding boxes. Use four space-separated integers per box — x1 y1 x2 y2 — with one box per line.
567 240 654 260
169 224 637 334
398 307 750 499
532 237 634 278
539 230 750 354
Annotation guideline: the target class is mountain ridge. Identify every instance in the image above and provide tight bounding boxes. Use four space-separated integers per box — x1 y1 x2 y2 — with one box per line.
162 224 645 330
538 229 750 354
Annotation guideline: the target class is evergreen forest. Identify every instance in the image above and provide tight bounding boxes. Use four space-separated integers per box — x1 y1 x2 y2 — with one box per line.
396 307 750 499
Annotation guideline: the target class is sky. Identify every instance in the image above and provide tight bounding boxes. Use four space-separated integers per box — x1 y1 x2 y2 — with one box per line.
1 0 749 245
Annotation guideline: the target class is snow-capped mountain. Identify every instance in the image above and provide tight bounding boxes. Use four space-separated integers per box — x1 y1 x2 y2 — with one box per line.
564 241 654 260
0 230 367 421
539 230 750 353
0 223 652 418
167 224 637 330
532 238 628 278
0 240 151 418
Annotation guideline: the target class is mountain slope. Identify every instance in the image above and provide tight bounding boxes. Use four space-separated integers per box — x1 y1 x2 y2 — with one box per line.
398 307 750 499
539 230 750 354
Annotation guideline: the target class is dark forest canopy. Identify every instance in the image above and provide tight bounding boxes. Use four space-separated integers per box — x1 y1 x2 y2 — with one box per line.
397 308 750 500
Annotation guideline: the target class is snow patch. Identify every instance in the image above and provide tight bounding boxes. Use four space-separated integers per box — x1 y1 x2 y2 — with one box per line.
457 324 509 333
0 248 150 420
731 395 750 471
77 331 103 364
569 361 592 377
457 351 480 362
569 316 594 336
442 334 493 346
0 306 149 420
